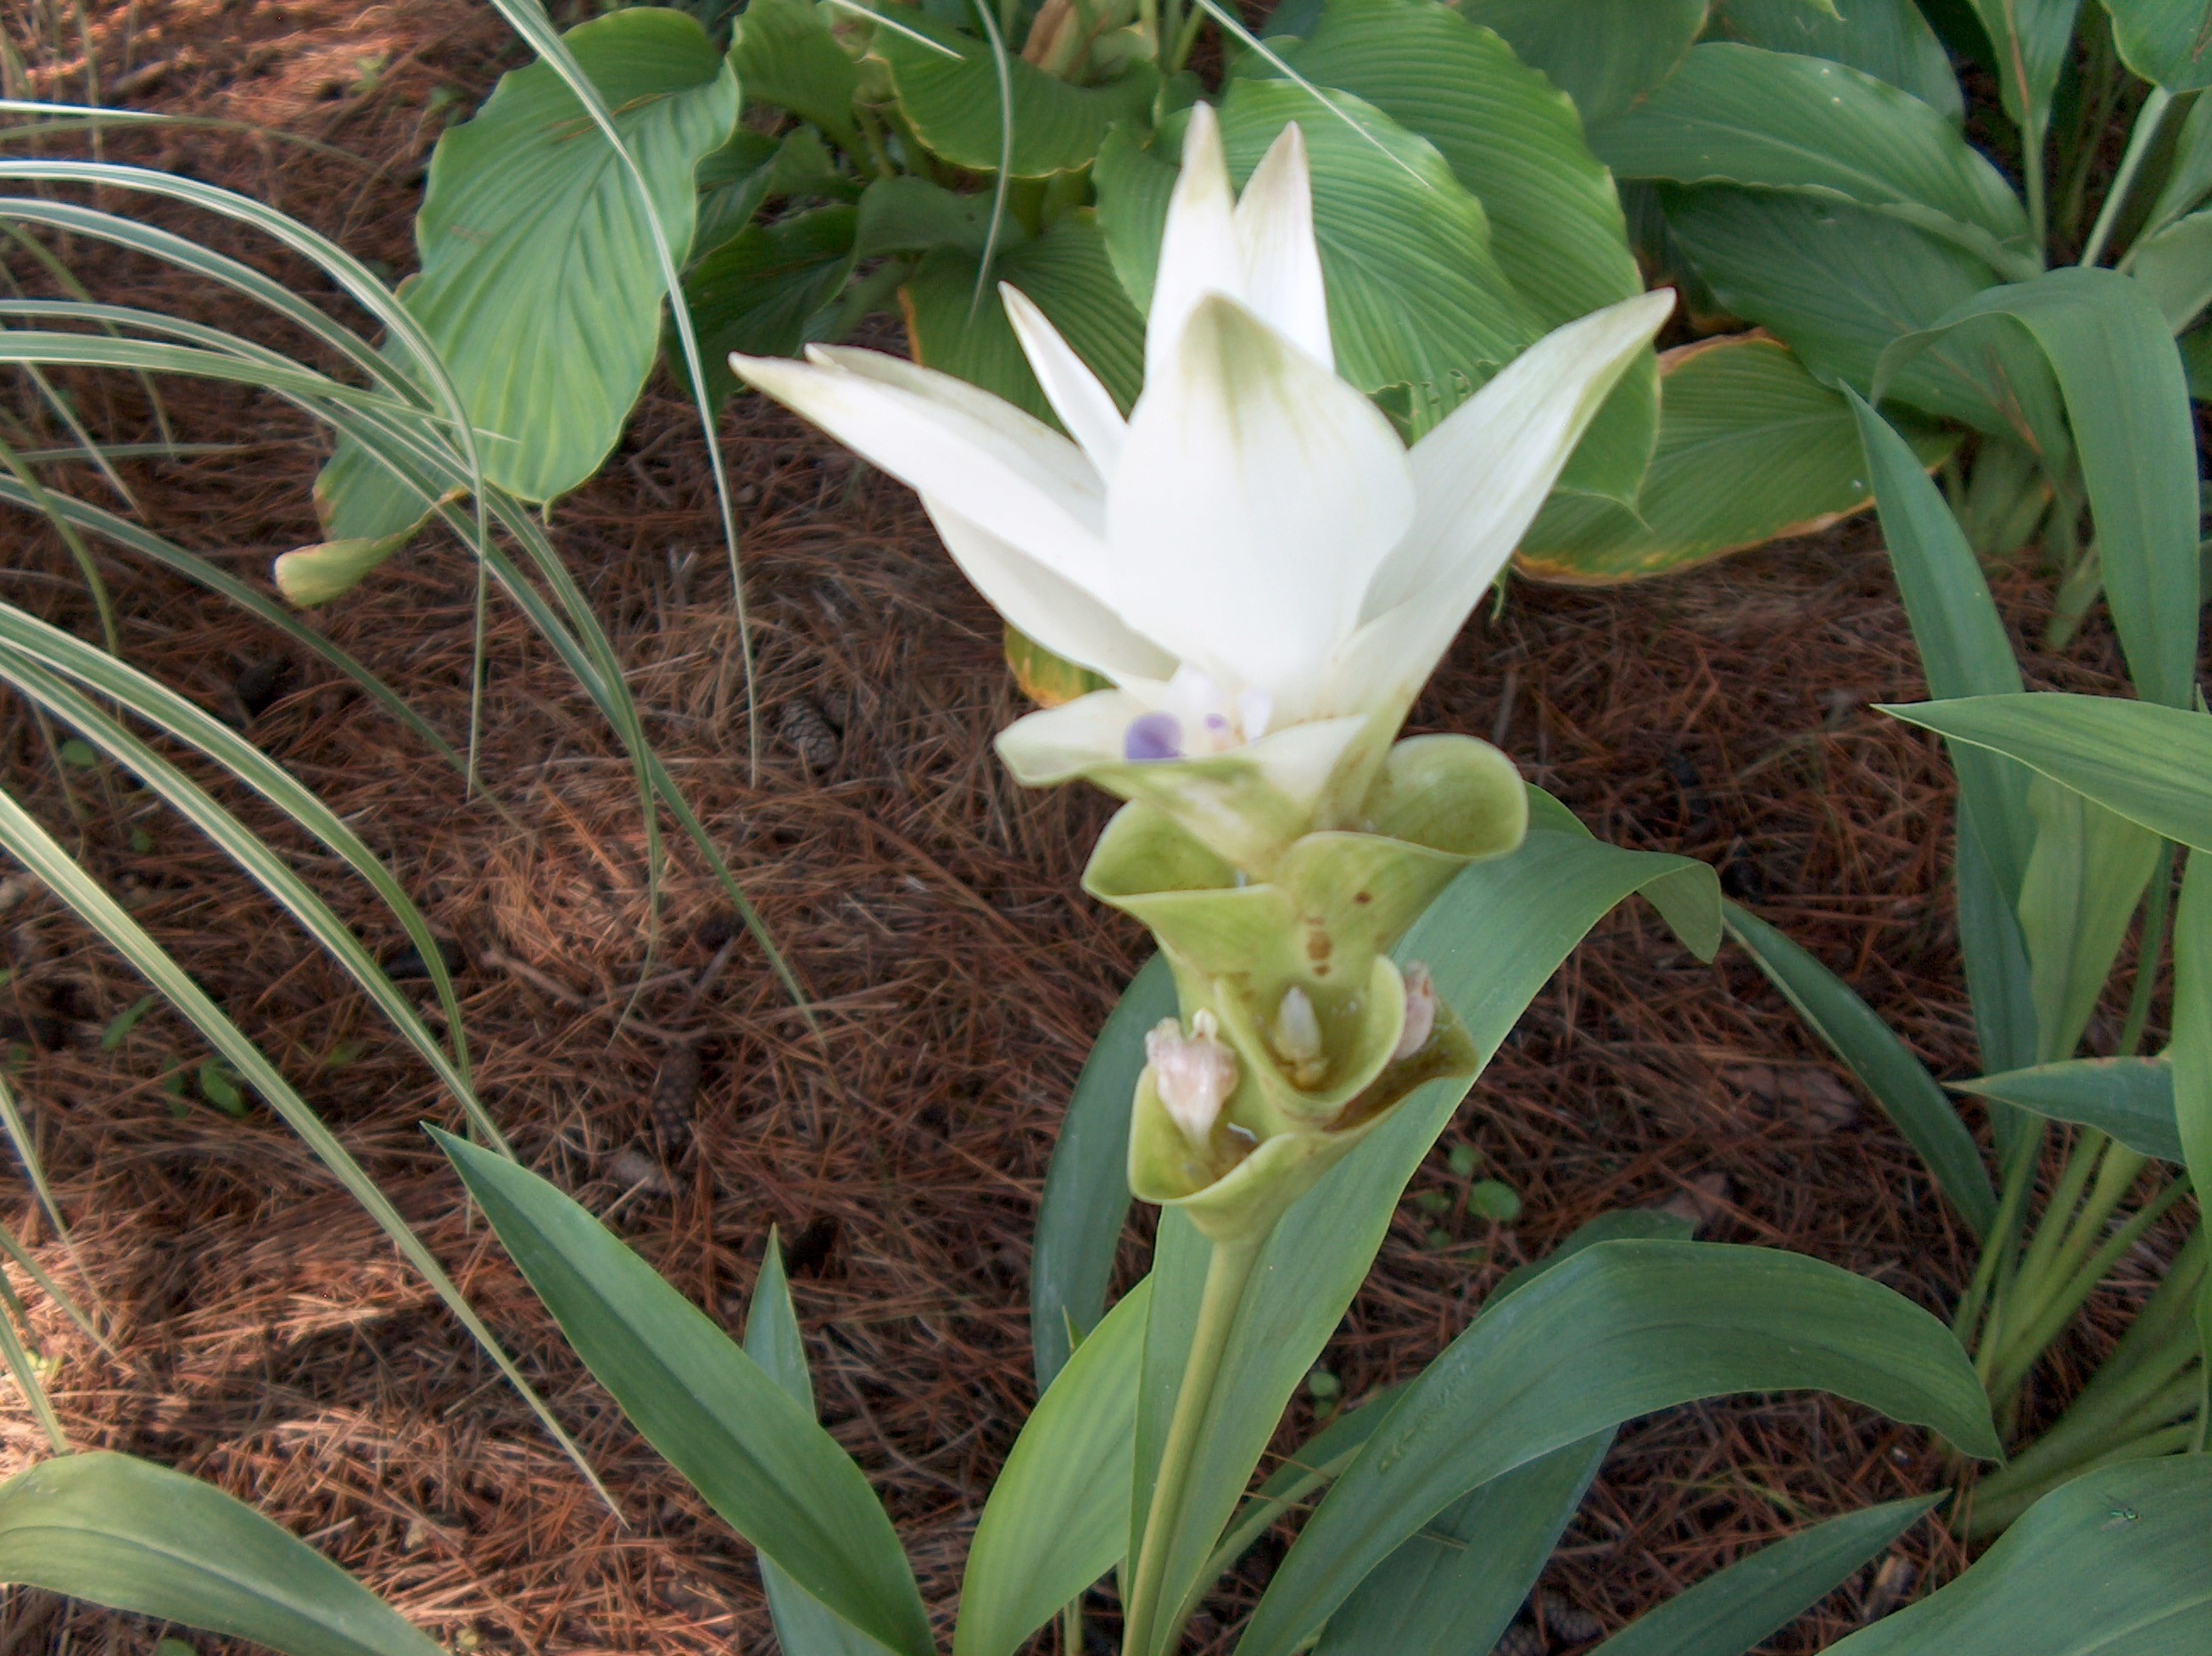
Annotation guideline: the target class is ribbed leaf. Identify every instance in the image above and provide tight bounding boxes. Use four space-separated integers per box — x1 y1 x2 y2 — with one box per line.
1706 0 1961 122
1960 0 2082 140
0 1452 437 1656
731 0 861 154
2016 775 2162 1062
1460 0 1706 126
1954 1057 2182 1162
2103 0 2212 91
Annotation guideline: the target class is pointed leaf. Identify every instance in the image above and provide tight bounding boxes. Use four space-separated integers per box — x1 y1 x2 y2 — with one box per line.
434 1131 931 1656
1954 1057 2183 1163
0 1452 438 1656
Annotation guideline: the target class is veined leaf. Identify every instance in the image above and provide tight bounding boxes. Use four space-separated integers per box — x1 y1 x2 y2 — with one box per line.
0 1452 438 1656
1519 333 1954 582
1237 1239 1997 1656
1824 1457 2212 1653
319 8 740 516
2103 0 2212 92
857 175 1013 260
1961 0 2082 141
1879 696 2212 851
1259 0 1656 502
1706 0 1962 123
2127 207 2212 332
2140 91 2212 242
731 0 862 155
1461 0 1707 128
1954 1056 2183 1163
1589 1496 1940 1656
1597 43 2031 272
954 1279 1152 1656
871 12 1155 177
683 203 859 405
435 1132 932 1656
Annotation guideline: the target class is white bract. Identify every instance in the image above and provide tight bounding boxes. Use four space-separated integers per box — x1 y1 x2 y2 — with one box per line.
733 104 1670 857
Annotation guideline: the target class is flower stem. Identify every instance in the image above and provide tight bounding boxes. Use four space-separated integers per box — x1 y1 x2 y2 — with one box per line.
1123 1233 1262 1656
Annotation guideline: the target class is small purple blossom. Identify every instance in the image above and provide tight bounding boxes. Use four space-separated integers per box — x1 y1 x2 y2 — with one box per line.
1124 711 1184 762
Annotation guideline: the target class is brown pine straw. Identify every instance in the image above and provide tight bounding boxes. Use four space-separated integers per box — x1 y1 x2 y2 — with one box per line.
0 5 2202 1653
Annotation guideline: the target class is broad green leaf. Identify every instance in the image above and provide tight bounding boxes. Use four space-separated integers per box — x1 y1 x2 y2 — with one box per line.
731 0 861 155
1259 0 1656 501
955 1279 1152 1656
1722 901 1998 1236
2128 207 2212 331
1663 188 2059 439
745 1243 896 1656
1824 1456 2212 1653
1706 0 1962 122
1588 1496 1940 1656
1093 120 1180 311
1237 1239 1997 1656
1461 0 1708 128
1597 43 2032 273
320 8 740 514
1874 269 2203 708
1954 1056 2183 1162
1519 333 1953 581
871 13 1156 177
1127 825 1723 1654
434 1133 931 1656
0 1452 437 1656
2017 775 2162 1062
1031 952 1174 1390
1962 0 2083 140
1312 1436 1611 1656
2103 0 2212 91
1488 1207 1697 1303
1880 695 2212 851
856 175 1012 259
682 203 858 405
902 210 1145 425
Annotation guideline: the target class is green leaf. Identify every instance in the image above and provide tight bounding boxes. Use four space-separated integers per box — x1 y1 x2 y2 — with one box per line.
744 1242 897 1656
319 8 740 512
1521 333 1954 581
1237 1239 1997 1656
1721 901 1998 1236
871 14 1155 177
954 1279 1152 1656
271 523 420 607
1031 952 1174 1390
1663 187 2061 439
856 176 1013 259
0 1452 438 1656
2127 207 2212 331
2103 0 2212 91
2140 90 2212 241
2017 775 2163 1061
433 1131 932 1656
902 210 1145 426
1460 0 1707 128
1127 823 1723 1653
1706 0 1962 124
1879 695 2212 852
1588 1496 1940 1656
730 0 861 155
682 204 859 405
1874 269 2203 708
1312 1436 1611 1656
1257 0 1656 502
1960 0 2083 140
1823 1457 2212 1653
2171 853 2212 1376
1596 44 2032 273
1952 1056 2183 1162
1094 120 1179 311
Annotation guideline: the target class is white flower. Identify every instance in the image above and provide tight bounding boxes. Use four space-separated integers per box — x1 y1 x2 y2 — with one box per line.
732 104 1670 848
1145 1009 1239 1146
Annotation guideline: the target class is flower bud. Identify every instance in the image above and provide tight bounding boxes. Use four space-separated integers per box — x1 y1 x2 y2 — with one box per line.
1270 985 1328 1088
1146 1010 1238 1147
1392 963 1437 1063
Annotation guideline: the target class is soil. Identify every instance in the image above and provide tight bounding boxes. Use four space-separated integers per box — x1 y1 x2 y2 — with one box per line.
0 6 2192 1656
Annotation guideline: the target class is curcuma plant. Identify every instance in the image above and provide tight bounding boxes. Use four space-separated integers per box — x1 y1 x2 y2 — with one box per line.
12 114 2212 1656
1732 376 2210 1536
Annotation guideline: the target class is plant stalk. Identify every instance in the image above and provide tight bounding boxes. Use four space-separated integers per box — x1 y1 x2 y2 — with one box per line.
1123 1234 1263 1656
2081 87 2172 268
2117 843 2177 1059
